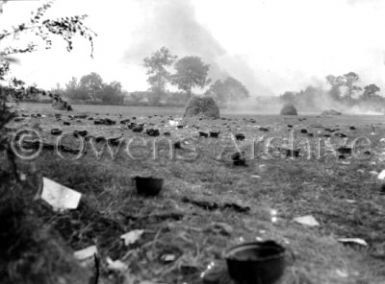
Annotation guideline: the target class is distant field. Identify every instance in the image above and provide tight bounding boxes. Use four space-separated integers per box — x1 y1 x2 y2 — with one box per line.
19 102 186 117
18 102 385 124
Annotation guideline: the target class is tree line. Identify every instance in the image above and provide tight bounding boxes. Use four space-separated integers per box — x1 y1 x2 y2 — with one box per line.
55 47 250 106
280 72 385 111
53 73 126 105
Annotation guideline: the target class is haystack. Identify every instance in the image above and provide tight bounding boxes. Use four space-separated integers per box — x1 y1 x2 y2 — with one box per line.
321 109 342 116
183 96 220 119
280 104 298 115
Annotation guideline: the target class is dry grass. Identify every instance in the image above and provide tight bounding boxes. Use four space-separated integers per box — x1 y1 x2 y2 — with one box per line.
3 104 385 283
0 162 92 284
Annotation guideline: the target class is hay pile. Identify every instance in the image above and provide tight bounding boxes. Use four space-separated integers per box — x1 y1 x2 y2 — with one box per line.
280 104 298 115
183 96 220 119
321 109 342 116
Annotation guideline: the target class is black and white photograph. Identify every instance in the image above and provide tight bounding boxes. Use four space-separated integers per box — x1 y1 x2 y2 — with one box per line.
1 0 385 283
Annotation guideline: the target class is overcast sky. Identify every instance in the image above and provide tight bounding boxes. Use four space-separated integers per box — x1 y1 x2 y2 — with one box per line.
1 0 385 96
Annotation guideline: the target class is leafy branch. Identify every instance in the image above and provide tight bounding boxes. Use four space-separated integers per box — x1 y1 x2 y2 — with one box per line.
0 1 96 60
0 0 96 167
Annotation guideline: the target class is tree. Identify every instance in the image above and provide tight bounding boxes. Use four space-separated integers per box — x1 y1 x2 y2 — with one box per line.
343 72 360 99
326 74 343 100
63 74 127 105
362 84 381 99
143 47 177 105
99 81 125 104
66 77 79 91
63 77 89 101
344 72 359 85
78 72 104 101
206 76 249 106
172 56 210 97
326 72 360 102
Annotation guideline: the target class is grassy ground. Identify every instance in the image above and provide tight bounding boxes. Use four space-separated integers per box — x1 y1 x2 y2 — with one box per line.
3 104 385 283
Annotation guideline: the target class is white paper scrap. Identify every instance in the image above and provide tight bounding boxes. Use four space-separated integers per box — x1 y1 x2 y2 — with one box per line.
41 177 82 211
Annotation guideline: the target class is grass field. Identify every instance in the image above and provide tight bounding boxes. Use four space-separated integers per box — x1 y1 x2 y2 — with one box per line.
4 103 385 284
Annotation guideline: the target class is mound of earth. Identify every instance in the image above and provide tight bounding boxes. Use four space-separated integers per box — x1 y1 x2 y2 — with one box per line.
183 96 220 119
52 96 72 111
321 109 342 116
280 104 298 115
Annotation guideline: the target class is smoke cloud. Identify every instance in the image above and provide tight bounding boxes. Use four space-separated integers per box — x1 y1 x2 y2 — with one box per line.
122 0 272 96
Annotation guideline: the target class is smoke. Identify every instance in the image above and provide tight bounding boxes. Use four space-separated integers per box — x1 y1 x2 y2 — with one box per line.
122 0 271 96
277 80 385 115
224 74 385 115
123 0 224 62
120 0 385 115
347 0 382 5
